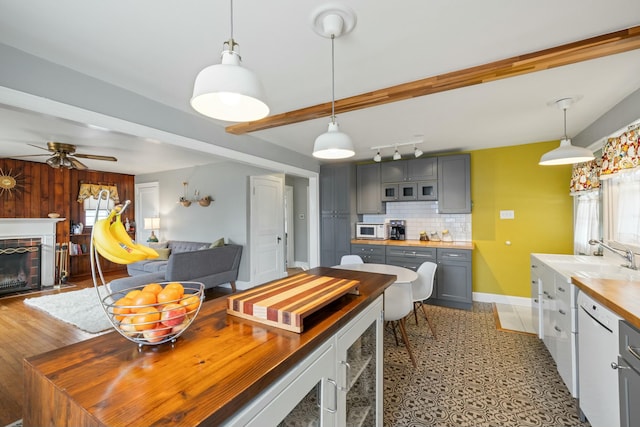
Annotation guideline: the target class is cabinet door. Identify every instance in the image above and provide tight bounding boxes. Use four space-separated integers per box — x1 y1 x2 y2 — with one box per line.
245 344 337 427
437 154 471 213
618 355 640 427
336 296 383 427
357 164 385 214
381 184 399 202
436 261 472 304
321 164 352 214
398 183 417 201
417 180 437 201
407 157 437 181
540 265 557 361
380 162 406 183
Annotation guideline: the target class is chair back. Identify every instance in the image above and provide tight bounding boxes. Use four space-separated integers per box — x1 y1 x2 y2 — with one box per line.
412 261 437 301
340 254 364 265
384 282 414 321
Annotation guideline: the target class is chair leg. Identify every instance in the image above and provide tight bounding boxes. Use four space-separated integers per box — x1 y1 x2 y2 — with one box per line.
413 302 419 325
397 317 417 368
420 303 436 339
390 321 400 346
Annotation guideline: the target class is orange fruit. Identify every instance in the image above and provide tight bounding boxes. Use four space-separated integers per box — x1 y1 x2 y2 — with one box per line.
180 294 201 313
157 288 181 304
164 282 185 297
132 306 161 331
125 289 142 300
113 297 133 321
142 283 163 295
131 291 157 312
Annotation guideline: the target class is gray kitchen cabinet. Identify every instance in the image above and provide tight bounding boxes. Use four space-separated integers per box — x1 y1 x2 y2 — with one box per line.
434 248 472 310
381 157 437 183
385 246 436 271
618 321 640 427
437 154 471 213
351 244 386 263
320 164 357 266
356 163 385 214
417 180 437 201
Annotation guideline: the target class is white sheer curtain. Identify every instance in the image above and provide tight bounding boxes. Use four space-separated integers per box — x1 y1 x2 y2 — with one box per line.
604 168 640 246
574 190 600 255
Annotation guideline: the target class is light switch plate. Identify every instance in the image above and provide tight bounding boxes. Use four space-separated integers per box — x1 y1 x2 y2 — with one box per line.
500 210 515 219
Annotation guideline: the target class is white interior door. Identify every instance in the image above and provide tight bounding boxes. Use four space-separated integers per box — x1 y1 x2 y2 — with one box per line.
250 174 285 285
135 182 159 242
285 185 294 268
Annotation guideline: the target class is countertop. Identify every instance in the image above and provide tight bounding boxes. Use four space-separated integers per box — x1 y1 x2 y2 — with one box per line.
351 239 475 250
532 253 640 330
23 267 396 427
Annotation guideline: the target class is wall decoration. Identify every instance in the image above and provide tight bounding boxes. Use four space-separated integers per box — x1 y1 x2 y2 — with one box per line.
0 167 24 198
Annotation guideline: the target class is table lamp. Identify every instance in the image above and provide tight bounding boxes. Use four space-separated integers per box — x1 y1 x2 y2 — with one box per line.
144 217 160 242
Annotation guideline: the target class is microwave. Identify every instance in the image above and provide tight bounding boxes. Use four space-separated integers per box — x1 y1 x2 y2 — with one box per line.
356 223 389 240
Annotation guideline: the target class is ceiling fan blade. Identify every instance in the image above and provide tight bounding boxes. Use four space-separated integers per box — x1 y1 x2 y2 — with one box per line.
6 153 51 158
27 144 54 152
68 157 88 170
74 153 117 162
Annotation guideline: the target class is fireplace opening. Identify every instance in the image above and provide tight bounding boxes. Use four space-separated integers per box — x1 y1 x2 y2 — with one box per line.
0 240 42 296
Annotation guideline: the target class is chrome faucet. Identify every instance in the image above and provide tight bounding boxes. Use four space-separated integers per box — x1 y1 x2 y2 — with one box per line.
588 239 638 270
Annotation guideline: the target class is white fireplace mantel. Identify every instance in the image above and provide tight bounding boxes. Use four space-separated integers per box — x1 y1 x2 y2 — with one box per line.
0 218 66 287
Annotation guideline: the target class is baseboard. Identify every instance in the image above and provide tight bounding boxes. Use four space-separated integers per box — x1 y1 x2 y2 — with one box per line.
473 292 532 307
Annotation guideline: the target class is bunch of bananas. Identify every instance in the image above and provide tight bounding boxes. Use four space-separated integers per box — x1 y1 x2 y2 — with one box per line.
92 209 159 264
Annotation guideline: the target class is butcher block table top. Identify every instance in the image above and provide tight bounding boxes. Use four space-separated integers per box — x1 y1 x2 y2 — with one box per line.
571 275 640 330
23 267 395 427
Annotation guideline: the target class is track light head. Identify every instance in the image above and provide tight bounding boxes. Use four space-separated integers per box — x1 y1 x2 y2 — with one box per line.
393 149 401 161
373 150 381 162
414 146 423 158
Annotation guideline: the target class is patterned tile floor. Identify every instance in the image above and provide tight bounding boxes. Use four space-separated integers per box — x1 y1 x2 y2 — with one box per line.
383 302 591 427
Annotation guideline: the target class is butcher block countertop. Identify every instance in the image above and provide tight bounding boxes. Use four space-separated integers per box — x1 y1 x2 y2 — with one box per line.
351 239 475 250
571 276 640 331
23 267 395 427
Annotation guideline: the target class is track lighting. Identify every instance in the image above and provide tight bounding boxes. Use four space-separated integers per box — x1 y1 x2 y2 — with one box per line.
393 148 402 160
414 145 423 158
371 139 424 161
373 150 381 162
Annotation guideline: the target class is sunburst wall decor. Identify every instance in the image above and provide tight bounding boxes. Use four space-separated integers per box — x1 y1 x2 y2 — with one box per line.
0 168 25 198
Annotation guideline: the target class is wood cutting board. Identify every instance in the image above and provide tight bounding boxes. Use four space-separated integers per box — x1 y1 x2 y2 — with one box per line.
226 273 360 332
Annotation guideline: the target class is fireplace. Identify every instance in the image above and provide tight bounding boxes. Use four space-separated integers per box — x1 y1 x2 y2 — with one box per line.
0 218 64 288
0 239 42 295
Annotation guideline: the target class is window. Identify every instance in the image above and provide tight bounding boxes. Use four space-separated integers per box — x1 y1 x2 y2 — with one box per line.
83 196 114 227
574 190 600 255
602 168 640 251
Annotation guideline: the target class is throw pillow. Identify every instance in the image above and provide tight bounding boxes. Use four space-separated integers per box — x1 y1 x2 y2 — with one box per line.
150 241 169 249
210 238 225 248
155 248 171 260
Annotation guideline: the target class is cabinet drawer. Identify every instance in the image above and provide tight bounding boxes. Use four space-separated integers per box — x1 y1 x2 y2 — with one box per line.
351 244 386 263
385 246 436 260
437 248 471 262
385 256 422 271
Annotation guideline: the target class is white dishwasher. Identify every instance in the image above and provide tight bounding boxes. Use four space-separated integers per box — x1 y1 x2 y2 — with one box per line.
578 290 621 427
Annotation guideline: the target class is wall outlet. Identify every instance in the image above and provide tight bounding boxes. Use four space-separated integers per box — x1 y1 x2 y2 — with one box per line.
500 210 515 220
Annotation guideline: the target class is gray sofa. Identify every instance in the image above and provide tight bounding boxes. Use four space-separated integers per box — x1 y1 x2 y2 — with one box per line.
108 240 242 294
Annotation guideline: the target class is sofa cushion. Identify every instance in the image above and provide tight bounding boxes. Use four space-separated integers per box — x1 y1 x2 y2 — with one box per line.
149 241 169 249
168 240 211 254
155 248 171 260
210 238 225 248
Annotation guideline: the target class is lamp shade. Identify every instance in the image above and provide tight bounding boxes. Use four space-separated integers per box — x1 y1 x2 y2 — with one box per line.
191 51 269 122
144 217 160 230
313 122 355 159
539 138 595 166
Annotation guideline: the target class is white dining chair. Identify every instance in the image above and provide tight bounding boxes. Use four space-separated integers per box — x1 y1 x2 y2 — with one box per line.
340 254 364 265
384 281 417 368
412 261 437 338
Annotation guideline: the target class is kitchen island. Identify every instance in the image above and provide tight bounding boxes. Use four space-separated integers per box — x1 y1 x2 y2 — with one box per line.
23 267 395 427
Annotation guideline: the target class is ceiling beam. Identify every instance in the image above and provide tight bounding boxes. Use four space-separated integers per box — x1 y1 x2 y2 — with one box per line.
226 25 640 135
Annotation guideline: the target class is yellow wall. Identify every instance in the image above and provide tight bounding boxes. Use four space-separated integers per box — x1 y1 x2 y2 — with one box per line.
471 141 575 298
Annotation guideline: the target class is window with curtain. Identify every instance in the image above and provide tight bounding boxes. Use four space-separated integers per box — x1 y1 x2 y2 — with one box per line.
602 168 640 249
574 191 600 255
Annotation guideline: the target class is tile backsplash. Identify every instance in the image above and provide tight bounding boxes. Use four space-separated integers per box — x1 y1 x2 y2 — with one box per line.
362 201 472 241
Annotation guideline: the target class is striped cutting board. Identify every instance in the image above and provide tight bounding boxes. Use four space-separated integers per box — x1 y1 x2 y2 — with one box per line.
226 273 360 333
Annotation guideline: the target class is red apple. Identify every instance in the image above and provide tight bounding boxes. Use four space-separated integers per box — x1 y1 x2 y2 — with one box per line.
142 326 171 343
119 316 138 337
160 303 187 327
171 317 190 335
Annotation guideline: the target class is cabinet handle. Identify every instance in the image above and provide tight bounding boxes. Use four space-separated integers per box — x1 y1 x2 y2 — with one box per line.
558 286 565 292
532 264 538 268
611 362 630 370
338 361 351 392
559 309 566 315
554 326 561 332
326 378 338 413
628 345 640 362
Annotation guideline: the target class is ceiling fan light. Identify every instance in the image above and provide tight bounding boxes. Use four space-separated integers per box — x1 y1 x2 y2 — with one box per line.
539 138 594 165
313 122 355 159
191 51 269 122
46 156 61 168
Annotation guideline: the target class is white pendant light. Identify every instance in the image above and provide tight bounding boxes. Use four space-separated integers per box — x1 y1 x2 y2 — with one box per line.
312 7 356 160
190 0 269 122
539 98 594 166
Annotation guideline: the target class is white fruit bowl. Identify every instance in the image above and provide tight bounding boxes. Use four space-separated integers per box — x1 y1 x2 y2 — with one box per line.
100 281 205 347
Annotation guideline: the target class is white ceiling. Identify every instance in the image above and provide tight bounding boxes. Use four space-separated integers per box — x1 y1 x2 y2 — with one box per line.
1 0 640 174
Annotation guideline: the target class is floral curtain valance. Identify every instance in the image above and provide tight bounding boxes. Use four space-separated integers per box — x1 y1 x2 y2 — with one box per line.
77 183 120 203
570 159 601 194
600 127 639 177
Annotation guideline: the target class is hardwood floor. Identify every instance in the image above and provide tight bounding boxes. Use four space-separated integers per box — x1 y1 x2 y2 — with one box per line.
0 273 234 426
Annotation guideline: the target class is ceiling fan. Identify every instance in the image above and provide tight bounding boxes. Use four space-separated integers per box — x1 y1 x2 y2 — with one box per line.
16 141 117 170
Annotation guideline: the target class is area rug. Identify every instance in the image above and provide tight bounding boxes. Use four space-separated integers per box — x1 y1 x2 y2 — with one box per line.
23 286 112 334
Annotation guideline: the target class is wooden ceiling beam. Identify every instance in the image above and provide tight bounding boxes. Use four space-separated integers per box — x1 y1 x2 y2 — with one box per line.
226 25 640 135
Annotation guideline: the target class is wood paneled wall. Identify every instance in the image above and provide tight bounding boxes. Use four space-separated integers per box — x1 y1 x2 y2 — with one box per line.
0 158 135 244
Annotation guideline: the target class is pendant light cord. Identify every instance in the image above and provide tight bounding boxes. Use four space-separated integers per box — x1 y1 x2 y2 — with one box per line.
331 34 336 124
563 107 568 140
